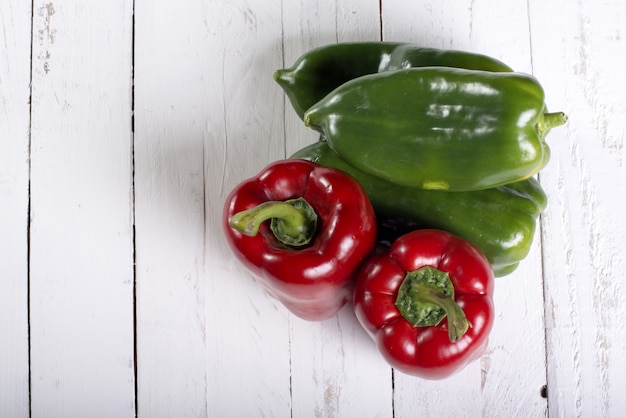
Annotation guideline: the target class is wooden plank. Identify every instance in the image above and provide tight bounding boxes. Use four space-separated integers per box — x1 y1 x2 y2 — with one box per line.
381 1 549 416
481 240 548 416
133 1 210 414
134 1 292 416
289 310 394 418
203 1 294 411
0 1 32 416
28 1 136 416
281 2 395 417
529 1 626 416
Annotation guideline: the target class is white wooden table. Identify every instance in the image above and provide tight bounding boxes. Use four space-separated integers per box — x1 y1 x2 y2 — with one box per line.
2 1 625 417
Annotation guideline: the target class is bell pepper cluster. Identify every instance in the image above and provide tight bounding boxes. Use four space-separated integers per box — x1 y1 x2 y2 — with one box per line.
223 42 567 380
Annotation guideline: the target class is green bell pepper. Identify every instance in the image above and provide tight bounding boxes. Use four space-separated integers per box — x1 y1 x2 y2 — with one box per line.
380 42 513 73
304 67 567 191
274 42 513 120
291 141 547 277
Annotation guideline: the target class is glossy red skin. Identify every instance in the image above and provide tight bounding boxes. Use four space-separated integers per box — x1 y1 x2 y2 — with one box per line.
353 229 494 379
223 159 377 321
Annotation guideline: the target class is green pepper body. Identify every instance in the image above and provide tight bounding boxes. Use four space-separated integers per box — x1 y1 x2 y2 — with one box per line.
274 42 513 120
381 43 513 72
291 141 547 277
274 42 404 120
304 67 567 191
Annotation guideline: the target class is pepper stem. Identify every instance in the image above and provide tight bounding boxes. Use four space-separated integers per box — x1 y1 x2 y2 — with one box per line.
538 111 568 137
395 266 472 342
229 197 318 247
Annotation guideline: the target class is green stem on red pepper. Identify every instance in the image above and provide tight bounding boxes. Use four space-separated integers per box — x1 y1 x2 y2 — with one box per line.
229 197 318 247
395 266 472 343
223 159 377 321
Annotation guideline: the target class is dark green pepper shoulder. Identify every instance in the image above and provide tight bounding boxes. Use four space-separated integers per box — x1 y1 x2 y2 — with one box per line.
382 44 513 72
274 42 405 119
274 42 515 120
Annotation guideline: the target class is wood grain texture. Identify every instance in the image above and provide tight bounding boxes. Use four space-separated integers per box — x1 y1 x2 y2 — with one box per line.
1 0 625 416
0 1 32 416
28 1 136 416
529 1 626 416
134 0 292 416
133 0 212 414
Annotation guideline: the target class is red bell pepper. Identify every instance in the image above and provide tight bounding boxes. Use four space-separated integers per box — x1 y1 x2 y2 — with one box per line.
353 229 494 379
223 159 377 321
